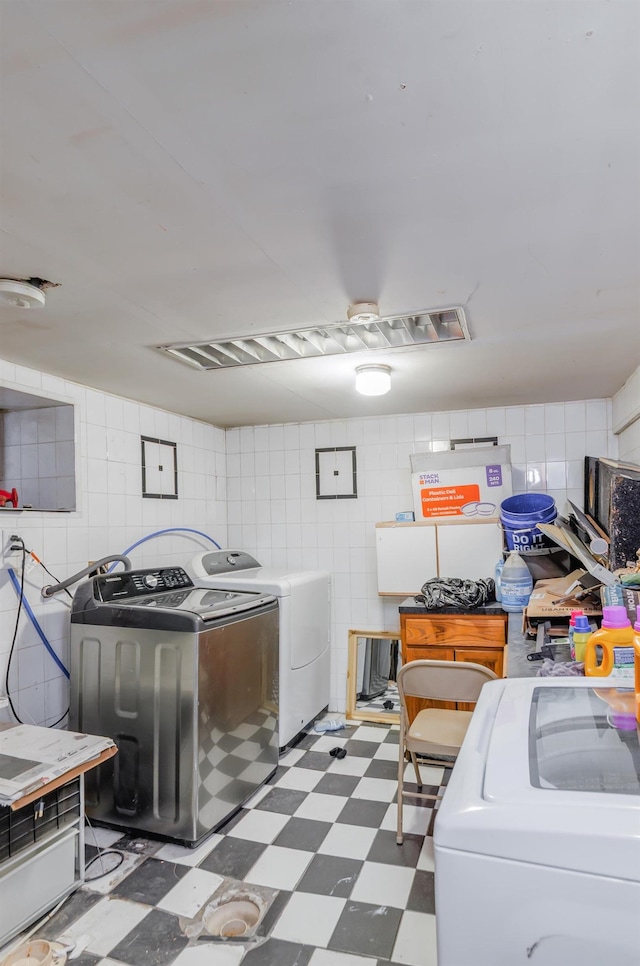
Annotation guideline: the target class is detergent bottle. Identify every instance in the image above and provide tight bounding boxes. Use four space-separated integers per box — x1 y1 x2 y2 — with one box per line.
634 618 640 724
571 614 592 663
568 609 584 660
584 606 634 681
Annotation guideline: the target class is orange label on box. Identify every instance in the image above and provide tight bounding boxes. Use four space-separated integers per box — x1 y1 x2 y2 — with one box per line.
420 484 481 517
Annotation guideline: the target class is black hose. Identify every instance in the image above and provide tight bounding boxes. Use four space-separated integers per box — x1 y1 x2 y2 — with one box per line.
41 555 132 598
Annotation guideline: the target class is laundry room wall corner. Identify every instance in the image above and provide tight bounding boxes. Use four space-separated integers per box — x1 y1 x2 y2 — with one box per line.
0 354 227 727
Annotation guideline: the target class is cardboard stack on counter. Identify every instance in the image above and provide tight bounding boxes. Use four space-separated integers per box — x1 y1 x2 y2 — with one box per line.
523 570 602 639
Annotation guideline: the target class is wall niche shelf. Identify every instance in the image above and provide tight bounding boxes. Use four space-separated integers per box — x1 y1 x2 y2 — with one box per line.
0 385 77 512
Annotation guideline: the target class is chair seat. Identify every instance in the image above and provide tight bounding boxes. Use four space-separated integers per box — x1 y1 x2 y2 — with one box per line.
406 708 473 756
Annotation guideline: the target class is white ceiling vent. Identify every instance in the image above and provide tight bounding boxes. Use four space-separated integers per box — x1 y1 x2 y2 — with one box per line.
157 307 470 371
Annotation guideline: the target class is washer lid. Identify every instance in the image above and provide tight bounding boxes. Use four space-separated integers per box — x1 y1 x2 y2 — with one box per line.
483 681 640 802
116 586 276 621
434 678 640 880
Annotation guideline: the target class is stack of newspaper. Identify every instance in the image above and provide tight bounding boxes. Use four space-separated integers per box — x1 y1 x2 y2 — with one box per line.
0 724 115 806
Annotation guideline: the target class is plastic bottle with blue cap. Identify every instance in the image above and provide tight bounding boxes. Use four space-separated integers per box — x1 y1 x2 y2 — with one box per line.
499 551 533 613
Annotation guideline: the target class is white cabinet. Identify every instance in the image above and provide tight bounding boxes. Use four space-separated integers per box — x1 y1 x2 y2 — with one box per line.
375 523 438 596
375 518 501 595
437 518 503 580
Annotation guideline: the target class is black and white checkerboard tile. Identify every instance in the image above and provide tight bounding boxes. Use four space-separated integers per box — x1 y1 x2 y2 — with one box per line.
28 721 444 966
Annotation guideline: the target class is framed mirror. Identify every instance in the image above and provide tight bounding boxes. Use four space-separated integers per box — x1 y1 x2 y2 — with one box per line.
346 629 400 725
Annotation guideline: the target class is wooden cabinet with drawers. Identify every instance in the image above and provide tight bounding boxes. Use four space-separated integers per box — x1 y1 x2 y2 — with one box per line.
399 608 508 719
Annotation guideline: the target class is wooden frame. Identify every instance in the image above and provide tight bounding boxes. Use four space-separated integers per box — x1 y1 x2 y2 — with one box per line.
346 629 400 725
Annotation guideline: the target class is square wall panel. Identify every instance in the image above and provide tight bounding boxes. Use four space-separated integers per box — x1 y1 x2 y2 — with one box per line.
141 436 178 499
316 447 357 499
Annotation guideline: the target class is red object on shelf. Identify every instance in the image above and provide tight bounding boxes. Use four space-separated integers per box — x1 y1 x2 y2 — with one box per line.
0 487 19 508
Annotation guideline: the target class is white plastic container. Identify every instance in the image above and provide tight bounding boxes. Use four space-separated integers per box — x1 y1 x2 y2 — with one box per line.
500 551 533 613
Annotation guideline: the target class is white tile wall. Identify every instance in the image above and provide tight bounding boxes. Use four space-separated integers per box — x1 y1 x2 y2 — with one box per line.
226 399 618 712
613 365 640 464
1 345 629 727
0 358 227 727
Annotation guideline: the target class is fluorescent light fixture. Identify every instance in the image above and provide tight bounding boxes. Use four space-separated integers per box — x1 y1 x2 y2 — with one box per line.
355 364 391 396
157 306 469 371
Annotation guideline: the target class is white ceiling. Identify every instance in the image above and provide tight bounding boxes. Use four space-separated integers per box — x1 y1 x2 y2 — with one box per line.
1 0 639 428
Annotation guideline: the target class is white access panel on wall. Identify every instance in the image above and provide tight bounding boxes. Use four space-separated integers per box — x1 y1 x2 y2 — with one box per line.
437 518 502 580
375 523 438 596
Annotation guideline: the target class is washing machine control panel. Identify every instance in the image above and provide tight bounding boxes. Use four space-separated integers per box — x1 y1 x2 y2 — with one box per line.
96 567 194 601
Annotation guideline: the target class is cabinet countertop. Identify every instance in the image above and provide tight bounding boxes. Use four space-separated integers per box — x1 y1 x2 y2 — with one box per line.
398 599 506 616
398 601 539 678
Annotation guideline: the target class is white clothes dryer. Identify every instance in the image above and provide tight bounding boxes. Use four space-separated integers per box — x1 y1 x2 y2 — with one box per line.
188 550 331 749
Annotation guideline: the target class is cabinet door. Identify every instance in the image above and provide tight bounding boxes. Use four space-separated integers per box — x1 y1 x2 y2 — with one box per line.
436 520 503 580
376 524 438 596
454 647 504 711
403 615 507 648
402 645 456 720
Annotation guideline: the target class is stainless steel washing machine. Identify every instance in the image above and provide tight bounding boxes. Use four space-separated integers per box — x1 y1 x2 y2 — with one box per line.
70 566 278 844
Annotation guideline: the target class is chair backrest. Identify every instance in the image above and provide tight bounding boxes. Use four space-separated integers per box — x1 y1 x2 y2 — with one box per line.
397 659 498 706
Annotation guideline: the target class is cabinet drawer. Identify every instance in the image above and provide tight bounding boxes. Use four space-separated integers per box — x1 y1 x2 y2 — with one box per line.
402 615 507 648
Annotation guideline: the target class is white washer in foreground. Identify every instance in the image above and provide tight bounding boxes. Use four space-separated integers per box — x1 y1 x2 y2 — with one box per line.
434 676 640 966
188 550 331 749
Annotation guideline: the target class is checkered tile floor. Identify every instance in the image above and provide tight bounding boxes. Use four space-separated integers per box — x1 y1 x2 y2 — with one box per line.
356 684 399 715
29 721 446 966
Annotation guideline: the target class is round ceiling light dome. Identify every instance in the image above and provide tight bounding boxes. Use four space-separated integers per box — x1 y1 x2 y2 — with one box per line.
0 279 46 309
355 364 391 396
347 302 379 323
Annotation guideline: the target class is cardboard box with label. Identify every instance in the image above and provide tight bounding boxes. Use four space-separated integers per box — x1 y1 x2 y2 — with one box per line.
525 570 602 619
410 445 512 520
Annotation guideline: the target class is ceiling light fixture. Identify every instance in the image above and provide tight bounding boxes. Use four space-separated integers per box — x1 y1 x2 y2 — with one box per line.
158 306 469 371
0 279 46 309
347 302 379 323
355 364 391 396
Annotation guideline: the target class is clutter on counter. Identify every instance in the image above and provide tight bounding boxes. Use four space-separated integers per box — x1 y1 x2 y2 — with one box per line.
414 576 495 610
499 492 557 552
